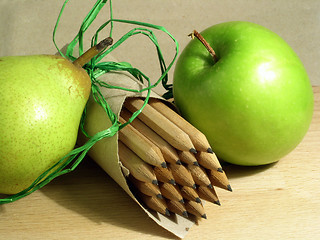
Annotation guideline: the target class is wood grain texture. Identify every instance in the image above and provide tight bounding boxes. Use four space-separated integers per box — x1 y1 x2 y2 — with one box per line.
1 87 319 240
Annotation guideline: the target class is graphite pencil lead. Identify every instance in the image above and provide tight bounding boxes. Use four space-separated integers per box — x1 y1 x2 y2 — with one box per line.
152 180 159 185
183 211 189 218
227 184 233 192
202 214 207 219
165 208 171 216
190 148 197 154
192 184 197 189
169 179 176 185
193 161 200 166
207 148 214 154
196 197 202 203
208 184 213 189
157 194 163 199
215 200 221 206
161 162 167 168
176 160 182 165
179 198 185 204
217 167 223 173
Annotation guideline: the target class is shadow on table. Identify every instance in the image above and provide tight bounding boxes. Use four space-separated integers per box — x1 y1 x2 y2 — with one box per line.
40 157 179 239
221 160 277 179
0 204 4 214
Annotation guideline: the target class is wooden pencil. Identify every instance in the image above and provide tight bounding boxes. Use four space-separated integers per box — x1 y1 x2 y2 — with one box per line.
185 200 207 219
116 98 234 219
180 186 202 203
178 151 199 166
154 166 176 185
129 175 163 199
187 164 212 188
168 163 196 189
118 141 158 185
159 182 184 203
118 117 167 167
124 98 197 153
197 185 220 205
148 98 213 153
139 194 170 216
166 200 188 218
196 151 223 172
207 169 232 192
118 116 167 168
120 108 181 165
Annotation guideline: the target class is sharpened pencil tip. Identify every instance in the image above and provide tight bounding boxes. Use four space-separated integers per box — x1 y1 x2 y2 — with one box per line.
202 214 207 219
190 148 197 154
165 208 170 216
227 184 233 192
169 179 176 185
215 200 221 206
192 184 197 189
196 197 202 203
208 184 213 189
157 194 163 199
207 148 214 154
182 211 189 218
152 180 159 185
179 198 185 204
161 162 167 168
193 161 200 166
217 167 223 173
176 160 182 165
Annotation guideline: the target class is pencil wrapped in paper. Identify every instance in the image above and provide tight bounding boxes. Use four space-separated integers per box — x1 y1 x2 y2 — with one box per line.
78 64 232 238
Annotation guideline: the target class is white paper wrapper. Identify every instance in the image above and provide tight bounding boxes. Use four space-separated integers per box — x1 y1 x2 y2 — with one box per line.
78 61 195 238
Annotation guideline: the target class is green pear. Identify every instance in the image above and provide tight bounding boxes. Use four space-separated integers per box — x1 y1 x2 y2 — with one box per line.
0 54 91 194
0 37 112 194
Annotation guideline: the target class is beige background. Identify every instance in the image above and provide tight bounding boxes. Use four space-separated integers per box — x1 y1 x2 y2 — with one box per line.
1 1 320 240
0 0 319 92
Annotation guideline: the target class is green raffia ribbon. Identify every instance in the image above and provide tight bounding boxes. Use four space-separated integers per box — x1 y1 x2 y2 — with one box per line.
0 0 178 204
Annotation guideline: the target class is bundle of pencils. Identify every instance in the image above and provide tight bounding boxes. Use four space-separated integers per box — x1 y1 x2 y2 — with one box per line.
118 97 232 220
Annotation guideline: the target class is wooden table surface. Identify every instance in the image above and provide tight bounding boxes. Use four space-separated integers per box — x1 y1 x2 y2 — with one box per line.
1 86 319 240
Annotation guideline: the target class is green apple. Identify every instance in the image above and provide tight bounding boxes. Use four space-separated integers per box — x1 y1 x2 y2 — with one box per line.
173 21 314 166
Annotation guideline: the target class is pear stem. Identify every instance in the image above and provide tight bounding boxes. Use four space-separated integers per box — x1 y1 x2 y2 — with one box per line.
73 37 113 67
188 30 218 63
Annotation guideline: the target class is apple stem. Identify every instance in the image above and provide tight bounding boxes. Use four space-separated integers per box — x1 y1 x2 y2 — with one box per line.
189 30 218 63
73 37 113 67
